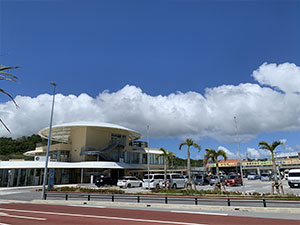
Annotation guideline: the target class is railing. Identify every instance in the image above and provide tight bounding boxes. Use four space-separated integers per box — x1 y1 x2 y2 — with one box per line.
129 141 148 148
44 193 300 208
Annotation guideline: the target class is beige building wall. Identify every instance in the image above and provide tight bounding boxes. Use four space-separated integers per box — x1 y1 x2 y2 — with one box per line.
70 127 87 162
85 127 111 148
69 126 133 162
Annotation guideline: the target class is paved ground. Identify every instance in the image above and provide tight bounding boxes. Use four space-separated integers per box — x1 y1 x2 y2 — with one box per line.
89 179 300 196
0 203 299 225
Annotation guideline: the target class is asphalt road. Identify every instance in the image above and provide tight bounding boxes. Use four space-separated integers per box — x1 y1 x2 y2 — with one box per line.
0 203 299 225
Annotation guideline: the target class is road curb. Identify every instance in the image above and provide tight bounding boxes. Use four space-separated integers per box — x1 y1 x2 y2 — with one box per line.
30 199 300 214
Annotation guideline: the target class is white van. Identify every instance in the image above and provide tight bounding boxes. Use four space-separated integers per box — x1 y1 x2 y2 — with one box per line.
167 174 186 189
159 173 186 189
142 174 164 189
288 169 300 188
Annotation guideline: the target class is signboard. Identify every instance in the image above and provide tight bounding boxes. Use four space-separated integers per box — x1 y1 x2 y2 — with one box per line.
207 159 300 168
48 169 54 190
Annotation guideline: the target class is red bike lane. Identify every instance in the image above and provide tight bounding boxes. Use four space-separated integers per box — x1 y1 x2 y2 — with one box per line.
0 203 298 225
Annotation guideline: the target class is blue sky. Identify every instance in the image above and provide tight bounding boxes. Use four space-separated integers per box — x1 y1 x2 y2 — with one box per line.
1 0 300 160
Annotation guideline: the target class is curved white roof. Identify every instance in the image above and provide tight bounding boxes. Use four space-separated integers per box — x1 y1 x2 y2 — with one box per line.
38 121 141 143
0 161 143 169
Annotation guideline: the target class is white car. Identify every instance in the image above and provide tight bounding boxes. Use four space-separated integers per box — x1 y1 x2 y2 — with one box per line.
288 169 300 188
117 176 143 188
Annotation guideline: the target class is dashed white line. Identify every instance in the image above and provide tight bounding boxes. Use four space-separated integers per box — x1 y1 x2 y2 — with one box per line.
0 208 207 225
171 210 228 216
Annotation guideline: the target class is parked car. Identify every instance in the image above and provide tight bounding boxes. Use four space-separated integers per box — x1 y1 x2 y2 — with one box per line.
225 174 243 186
117 176 143 188
288 169 300 188
95 175 117 187
209 175 226 186
260 173 271 181
193 174 209 185
159 174 186 189
142 174 164 189
247 173 259 180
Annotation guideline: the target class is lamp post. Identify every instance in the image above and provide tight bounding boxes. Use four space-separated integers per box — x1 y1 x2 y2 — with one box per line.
42 82 56 200
147 125 150 189
234 116 245 194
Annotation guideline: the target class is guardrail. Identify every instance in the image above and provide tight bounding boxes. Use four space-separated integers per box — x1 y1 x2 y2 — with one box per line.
44 193 300 208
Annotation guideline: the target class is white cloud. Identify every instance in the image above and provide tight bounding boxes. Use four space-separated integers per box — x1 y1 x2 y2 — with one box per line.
280 139 294 152
252 62 300 93
246 148 270 160
1 62 300 144
217 146 236 159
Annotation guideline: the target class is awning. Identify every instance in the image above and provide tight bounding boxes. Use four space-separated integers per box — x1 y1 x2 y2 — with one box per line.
0 161 144 169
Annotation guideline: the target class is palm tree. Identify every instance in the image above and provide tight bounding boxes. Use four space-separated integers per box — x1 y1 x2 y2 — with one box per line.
0 64 19 133
179 138 201 186
258 141 282 194
204 148 227 191
156 148 176 188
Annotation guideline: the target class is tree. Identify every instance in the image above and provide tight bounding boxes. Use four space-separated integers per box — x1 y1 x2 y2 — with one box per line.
258 141 282 194
204 148 227 191
179 138 201 187
156 148 176 188
0 64 19 133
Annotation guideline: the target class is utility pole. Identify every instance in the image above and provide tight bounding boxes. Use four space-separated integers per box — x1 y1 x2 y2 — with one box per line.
234 116 245 194
42 82 56 200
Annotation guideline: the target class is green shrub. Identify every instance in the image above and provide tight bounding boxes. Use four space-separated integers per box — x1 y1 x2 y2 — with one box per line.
42 186 125 194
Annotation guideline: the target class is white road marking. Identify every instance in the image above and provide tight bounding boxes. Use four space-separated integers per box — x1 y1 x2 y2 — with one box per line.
171 210 228 216
68 205 106 208
0 212 46 221
0 208 207 225
0 223 11 225
0 192 18 196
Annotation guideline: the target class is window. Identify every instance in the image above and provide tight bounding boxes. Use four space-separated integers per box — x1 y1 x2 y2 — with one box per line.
111 134 126 146
289 173 300 177
154 175 164 179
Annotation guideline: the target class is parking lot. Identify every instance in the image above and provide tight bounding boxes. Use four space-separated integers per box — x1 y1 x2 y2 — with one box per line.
92 179 300 196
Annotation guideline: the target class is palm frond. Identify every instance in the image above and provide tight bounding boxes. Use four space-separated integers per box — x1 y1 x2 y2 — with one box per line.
179 142 186 150
192 142 201 152
217 150 227 161
0 89 18 108
168 152 176 158
204 148 216 163
0 71 18 80
272 141 282 150
258 141 271 150
0 66 20 72
0 119 11 133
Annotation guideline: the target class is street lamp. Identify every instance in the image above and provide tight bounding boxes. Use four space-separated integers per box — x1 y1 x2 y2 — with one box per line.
234 116 245 194
42 82 57 200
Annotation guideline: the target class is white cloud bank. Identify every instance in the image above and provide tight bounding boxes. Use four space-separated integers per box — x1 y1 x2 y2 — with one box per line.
1 62 300 142
246 148 271 160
